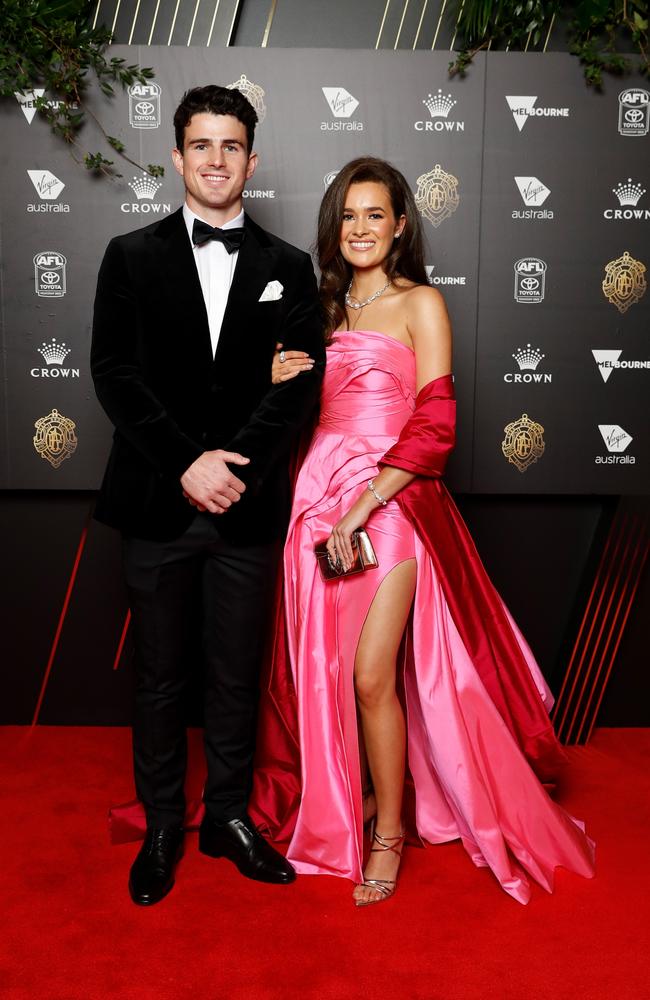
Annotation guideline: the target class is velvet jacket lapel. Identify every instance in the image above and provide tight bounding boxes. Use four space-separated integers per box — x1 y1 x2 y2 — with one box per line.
150 208 213 369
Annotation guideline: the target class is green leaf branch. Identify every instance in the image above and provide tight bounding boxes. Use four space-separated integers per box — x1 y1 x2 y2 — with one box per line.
0 0 164 178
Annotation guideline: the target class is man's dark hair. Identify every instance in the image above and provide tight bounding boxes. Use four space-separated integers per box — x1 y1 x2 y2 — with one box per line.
173 85 258 152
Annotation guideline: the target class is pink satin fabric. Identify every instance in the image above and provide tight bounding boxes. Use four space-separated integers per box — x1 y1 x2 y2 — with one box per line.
281 331 594 903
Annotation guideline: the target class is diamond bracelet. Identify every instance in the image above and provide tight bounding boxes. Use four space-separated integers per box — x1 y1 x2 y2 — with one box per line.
367 479 388 506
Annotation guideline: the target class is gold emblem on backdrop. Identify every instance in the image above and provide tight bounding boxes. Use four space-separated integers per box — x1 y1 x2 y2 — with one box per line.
501 413 545 473
227 75 267 123
33 409 77 468
415 164 459 228
602 251 647 314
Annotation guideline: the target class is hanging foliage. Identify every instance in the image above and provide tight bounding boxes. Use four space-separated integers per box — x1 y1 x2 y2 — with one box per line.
0 0 163 177
450 0 649 87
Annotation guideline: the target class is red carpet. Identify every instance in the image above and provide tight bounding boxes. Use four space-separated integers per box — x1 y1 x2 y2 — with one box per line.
1 727 648 1000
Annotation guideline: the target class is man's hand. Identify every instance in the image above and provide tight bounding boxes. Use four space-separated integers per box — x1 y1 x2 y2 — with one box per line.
180 450 250 514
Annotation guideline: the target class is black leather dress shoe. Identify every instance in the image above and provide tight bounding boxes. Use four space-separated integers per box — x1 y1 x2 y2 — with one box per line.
199 814 296 884
128 827 184 906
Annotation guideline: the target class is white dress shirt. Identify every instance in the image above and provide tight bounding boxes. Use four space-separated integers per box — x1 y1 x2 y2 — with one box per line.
182 203 244 357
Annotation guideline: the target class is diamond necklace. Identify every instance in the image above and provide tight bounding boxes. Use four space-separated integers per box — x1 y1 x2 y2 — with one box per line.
345 278 391 310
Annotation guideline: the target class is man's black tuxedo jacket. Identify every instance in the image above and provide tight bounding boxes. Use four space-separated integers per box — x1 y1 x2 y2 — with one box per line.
91 209 325 543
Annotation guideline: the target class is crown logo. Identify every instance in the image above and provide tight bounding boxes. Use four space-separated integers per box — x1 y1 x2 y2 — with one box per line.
38 337 70 364
512 344 544 370
128 173 162 200
612 179 646 206
423 89 457 119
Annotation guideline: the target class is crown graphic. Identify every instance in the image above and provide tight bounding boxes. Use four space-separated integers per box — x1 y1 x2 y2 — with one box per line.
128 173 162 200
38 337 70 364
512 344 544 370
613 179 646 206
423 89 457 118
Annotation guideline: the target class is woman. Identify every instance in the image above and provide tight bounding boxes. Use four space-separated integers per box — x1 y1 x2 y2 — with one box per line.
253 157 594 906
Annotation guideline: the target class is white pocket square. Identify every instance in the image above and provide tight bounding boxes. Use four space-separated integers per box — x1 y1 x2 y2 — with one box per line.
258 280 283 302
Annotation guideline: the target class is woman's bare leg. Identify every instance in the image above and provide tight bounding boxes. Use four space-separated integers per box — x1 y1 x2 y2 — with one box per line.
352 559 416 905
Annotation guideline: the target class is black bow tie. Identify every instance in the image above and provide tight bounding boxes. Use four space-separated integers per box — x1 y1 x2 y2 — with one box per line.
192 219 245 253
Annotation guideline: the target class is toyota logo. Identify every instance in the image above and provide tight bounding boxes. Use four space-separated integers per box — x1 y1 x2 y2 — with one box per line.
135 101 155 115
626 108 644 123
41 271 60 284
521 277 540 291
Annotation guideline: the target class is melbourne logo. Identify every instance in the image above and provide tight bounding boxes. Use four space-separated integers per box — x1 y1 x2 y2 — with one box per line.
506 96 569 132
618 88 649 137
512 176 553 219
415 165 459 228
31 338 79 379
602 251 646 313
592 349 650 383
321 87 363 130
514 257 546 303
415 89 464 132
33 409 77 469
596 424 635 464
604 179 649 220
27 170 69 212
501 413 545 473
120 173 171 214
15 89 77 124
34 251 66 297
425 265 466 287
128 83 161 128
228 75 266 123
504 345 551 383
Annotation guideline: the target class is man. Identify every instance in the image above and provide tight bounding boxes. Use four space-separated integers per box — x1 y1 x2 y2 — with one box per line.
91 85 324 905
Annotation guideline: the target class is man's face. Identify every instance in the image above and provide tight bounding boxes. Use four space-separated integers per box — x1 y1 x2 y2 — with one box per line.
171 112 257 224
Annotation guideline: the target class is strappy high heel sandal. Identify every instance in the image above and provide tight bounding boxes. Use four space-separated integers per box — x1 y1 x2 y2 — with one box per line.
354 830 406 907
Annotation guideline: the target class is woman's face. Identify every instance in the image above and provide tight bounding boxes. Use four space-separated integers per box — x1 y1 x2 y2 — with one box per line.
339 181 405 272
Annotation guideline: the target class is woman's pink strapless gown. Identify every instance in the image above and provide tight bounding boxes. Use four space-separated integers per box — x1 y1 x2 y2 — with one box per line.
283 331 594 904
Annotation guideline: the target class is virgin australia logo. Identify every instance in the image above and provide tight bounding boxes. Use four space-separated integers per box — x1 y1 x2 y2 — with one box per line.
506 96 569 131
415 90 465 132
596 424 635 463
120 173 171 214
321 87 363 131
27 170 69 213
513 176 553 220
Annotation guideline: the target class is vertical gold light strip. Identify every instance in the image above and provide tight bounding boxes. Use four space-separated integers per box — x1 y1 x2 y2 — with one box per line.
226 0 241 45
449 0 465 50
430 0 448 49
167 0 182 45
261 0 277 46
206 0 222 46
543 13 556 50
394 0 410 49
128 0 142 44
375 0 392 49
111 0 122 36
524 28 532 51
92 0 101 30
147 0 162 45
187 0 201 44
413 0 429 49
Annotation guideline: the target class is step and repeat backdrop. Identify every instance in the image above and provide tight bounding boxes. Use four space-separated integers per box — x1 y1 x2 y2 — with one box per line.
0 49 647 494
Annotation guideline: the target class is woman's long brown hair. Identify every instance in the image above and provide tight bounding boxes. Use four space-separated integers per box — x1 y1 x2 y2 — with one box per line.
317 157 429 338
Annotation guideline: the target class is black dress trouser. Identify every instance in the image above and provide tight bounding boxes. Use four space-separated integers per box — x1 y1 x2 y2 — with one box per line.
122 512 280 829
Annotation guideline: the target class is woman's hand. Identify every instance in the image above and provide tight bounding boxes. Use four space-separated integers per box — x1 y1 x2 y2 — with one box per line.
327 491 377 572
271 342 315 384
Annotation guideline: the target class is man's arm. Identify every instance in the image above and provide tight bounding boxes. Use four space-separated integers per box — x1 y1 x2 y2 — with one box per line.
222 253 325 483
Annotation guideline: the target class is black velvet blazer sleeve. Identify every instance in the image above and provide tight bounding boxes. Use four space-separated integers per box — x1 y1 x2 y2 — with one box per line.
91 237 204 479
222 253 325 485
